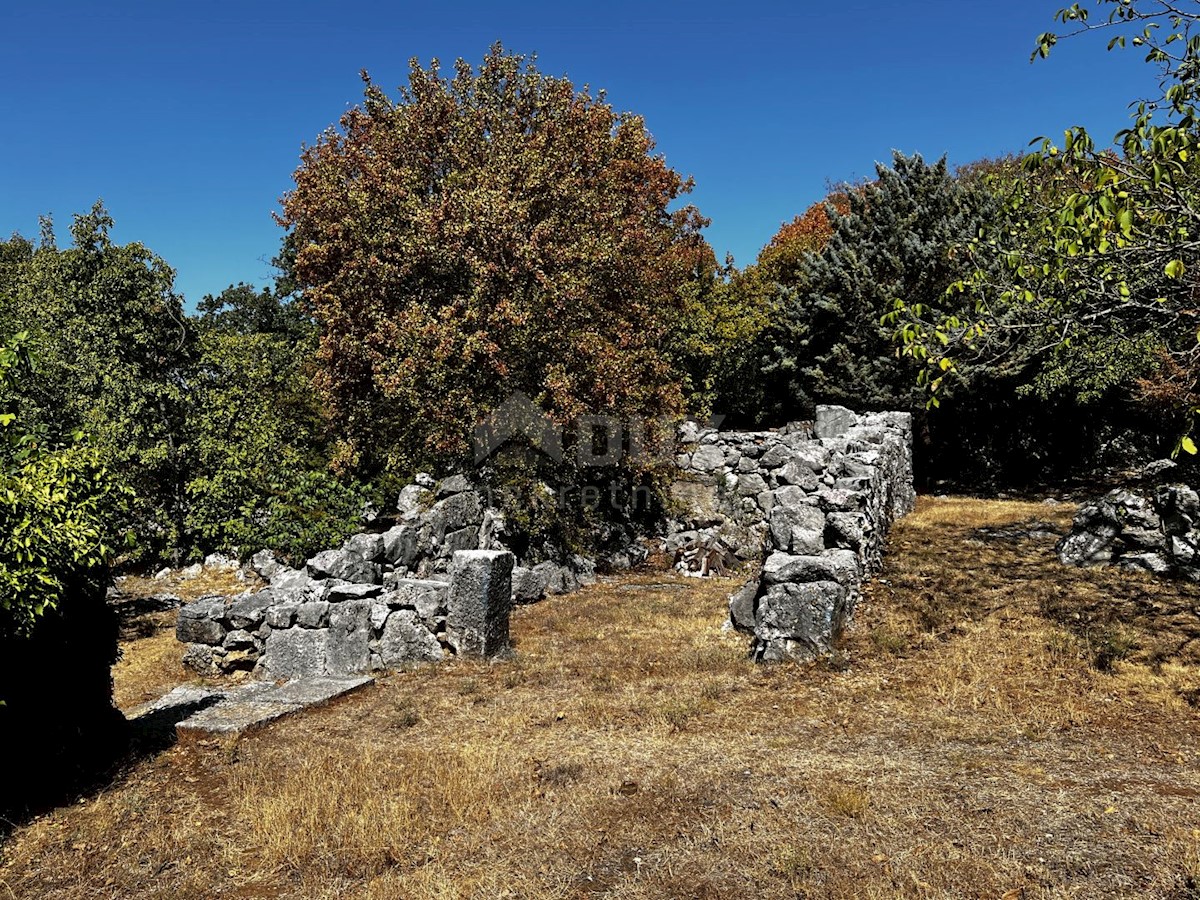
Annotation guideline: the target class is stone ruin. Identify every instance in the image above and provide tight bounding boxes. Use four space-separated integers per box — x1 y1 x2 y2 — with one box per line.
176 405 917 675
1058 474 1200 581
669 405 915 661
177 472 596 677
178 549 517 678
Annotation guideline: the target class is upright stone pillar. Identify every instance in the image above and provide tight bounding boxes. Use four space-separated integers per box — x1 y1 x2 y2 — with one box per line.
446 550 515 657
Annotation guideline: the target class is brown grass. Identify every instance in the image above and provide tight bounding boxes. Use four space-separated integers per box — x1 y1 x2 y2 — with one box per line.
5 496 1200 898
109 569 264 710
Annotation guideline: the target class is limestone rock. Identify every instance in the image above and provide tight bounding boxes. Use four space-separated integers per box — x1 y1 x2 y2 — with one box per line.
446 550 515 657
379 609 444 664
263 627 327 679
176 596 226 645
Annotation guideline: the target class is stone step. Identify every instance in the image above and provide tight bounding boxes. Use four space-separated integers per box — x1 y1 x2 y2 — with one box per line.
129 676 374 735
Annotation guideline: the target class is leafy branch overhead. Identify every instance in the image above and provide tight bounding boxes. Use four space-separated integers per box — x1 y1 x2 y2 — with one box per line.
891 0 1200 451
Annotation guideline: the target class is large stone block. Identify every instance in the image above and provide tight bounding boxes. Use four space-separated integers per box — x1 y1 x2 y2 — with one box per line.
814 405 859 440
382 523 420 568
446 550 515 657
263 627 327 679
754 580 847 660
306 549 380 584
326 601 372 677
227 589 275 629
176 596 227 645
379 609 444 665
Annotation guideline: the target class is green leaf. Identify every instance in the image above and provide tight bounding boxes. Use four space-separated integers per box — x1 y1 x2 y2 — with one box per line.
1166 259 1186 278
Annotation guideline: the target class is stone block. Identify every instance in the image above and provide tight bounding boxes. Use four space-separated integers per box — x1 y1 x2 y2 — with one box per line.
326 601 372 677
262 627 327 680
379 609 444 664
446 550 515 657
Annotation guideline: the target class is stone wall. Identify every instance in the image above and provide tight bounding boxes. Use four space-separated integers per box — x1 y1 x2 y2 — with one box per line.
670 405 915 661
1058 481 1200 580
177 549 515 678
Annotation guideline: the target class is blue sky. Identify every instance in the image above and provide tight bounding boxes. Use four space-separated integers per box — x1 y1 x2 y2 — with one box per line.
1 1 1160 306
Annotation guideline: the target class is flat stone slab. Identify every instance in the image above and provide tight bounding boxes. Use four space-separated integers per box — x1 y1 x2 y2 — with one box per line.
131 676 373 735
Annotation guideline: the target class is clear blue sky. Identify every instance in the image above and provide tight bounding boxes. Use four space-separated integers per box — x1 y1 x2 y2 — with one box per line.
1 1 1159 306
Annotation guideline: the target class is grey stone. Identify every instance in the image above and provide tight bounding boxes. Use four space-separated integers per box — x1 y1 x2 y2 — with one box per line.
441 525 481 556
262 627 327 679
427 491 484 541
295 601 331 628
1144 458 1178 479
270 567 314 596
480 508 507 549
175 677 373 734
344 532 385 562
728 579 758 632
763 552 849 585
511 565 549 603
181 643 218 673
737 473 768 497
533 560 579 595
755 580 847 658
176 596 227 645
825 512 866 551
306 548 380 584
691 444 726 473
222 629 257 650
381 524 420 568
325 581 384 602
414 472 436 489
769 495 826 554
1119 553 1174 576
249 549 284 580
815 405 859 440
758 444 792 469
369 602 391 630
777 461 819 490
326 601 372 676
265 603 299 629
379 609 444 664
397 484 430 519
227 589 275 629
446 550 515 657
436 474 473 497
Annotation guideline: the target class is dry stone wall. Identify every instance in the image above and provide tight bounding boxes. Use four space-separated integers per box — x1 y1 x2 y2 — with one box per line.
1058 480 1200 580
178 549 515 678
670 406 915 661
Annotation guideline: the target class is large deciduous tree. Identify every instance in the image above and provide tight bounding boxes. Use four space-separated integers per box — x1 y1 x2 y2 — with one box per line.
281 44 711 477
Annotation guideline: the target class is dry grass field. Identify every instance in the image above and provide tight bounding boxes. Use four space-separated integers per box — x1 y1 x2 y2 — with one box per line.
4 496 1200 899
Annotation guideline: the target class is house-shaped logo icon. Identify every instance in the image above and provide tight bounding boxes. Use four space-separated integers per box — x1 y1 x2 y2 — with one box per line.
473 392 564 463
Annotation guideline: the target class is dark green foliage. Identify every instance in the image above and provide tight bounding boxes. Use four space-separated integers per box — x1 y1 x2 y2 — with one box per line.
0 333 125 818
186 283 369 563
787 152 1002 415
0 204 194 561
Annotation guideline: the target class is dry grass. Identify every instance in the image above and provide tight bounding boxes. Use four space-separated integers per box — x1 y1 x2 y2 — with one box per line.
109 569 263 710
5 496 1200 898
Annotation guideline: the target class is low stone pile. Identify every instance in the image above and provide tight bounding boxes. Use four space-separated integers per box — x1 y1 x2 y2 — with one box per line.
178 549 515 678
1058 481 1200 580
671 405 915 661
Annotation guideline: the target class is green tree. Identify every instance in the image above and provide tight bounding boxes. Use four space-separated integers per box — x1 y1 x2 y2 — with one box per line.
281 44 711 478
763 154 1008 420
184 284 367 562
0 333 115 636
0 204 193 559
894 1 1200 457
